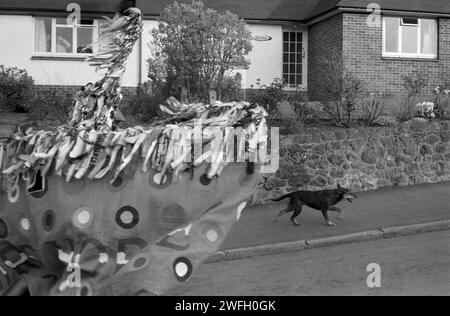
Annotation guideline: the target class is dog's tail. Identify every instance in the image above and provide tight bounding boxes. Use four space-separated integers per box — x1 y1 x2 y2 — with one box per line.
270 193 292 203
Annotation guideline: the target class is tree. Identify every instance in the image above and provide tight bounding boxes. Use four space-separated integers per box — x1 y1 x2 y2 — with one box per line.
148 0 252 102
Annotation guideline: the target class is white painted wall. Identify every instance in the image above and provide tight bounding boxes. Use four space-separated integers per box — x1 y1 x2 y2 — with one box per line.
0 16 285 90
0 15 140 87
243 24 283 89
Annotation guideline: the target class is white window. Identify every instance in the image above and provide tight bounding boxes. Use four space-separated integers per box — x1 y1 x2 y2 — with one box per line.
383 17 437 59
34 17 102 56
283 30 306 88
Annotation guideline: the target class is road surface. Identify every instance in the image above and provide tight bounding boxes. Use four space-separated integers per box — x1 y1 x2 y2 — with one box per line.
169 230 450 296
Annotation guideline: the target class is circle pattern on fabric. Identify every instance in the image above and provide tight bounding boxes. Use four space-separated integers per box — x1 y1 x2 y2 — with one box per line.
8 185 20 204
116 206 139 229
201 223 224 246
0 219 8 239
73 207 94 229
149 169 172 190
20 218 31 232
63 178 86 195
173 257 193 282
128 253 152 272
160 204 187 227
42 209 56 232
196 173 218 191
107 176 128 193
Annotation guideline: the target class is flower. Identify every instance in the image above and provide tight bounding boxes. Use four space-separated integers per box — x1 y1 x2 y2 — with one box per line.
416 101 436 120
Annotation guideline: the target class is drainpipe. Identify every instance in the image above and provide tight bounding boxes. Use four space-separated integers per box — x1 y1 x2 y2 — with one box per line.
138 34 143 89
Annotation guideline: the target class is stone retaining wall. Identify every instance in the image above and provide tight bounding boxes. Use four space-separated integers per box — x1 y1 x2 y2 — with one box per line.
252 120 450 204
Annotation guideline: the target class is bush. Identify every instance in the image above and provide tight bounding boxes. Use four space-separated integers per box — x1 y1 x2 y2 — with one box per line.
322 73 365 128
220 73 243 102
122 88 164 124
433 85 450 119
287 89 311 124
314 49 365 128
402 72 429 97
0 65 35 112
246 78 285 126
373 115 399 127
396 72 430 122
28 91 72 128
361 93 386 126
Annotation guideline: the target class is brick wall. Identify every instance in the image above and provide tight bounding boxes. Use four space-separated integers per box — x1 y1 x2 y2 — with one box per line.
308 14 344 101
343 13 450 96
33 85 139 100
308 13 450 105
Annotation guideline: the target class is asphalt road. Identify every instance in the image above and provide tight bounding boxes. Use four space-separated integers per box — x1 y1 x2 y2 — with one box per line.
222 182 450 250
169 230 450 296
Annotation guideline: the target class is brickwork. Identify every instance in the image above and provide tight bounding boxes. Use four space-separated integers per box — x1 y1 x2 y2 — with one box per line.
343 13 450 96
33 85 139 100
308 14 344 101
308 13 450 104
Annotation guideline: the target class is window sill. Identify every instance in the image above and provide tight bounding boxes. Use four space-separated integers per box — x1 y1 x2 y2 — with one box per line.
382 56 439 62
283 87 307 92
31 54 93 61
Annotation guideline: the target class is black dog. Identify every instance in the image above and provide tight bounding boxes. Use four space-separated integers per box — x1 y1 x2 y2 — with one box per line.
272 185 357 227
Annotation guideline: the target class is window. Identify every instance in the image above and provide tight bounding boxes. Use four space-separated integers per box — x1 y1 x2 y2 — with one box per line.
283 31 304 88
35 17 99 55
383 17 437 59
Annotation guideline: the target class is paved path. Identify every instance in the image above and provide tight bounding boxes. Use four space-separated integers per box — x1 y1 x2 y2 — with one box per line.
221 182 450 250
170 230 450 296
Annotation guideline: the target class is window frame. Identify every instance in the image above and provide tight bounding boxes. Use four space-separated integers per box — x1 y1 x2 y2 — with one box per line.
282 28 308 91
382 16 438 59
33 17 100 58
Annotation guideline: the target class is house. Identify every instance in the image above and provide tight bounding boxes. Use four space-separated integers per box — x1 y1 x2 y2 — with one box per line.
0 0 449 101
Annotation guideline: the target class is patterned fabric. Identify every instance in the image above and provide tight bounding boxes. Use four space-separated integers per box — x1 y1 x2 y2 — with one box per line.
0 163 260 296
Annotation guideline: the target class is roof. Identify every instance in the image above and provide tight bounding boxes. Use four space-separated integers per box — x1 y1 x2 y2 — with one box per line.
1 0 450 22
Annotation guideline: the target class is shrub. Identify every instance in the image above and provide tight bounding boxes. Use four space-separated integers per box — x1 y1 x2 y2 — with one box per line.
287 89 311 124
122 88 164 124
246 78 285 126
402 72 429 97
397 97 417 122
373 115 399 127
361 92 386 126
0 65 35 112
397 72 429 122
416 101 436 120
322 73 365 128
433 85 450 119
28 91 72 128
220 73 243 102
314 49 365 128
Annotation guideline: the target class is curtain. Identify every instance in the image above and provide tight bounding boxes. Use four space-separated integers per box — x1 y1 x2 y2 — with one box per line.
421 20 437 55
35 18 50 53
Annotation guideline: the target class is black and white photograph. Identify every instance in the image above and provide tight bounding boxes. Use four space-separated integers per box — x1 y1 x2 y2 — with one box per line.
0 0 449 300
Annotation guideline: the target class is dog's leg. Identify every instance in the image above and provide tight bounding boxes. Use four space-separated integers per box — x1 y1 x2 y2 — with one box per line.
290 203 303 226
321 209 336 227
328 206 344 219
274 206 293 222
